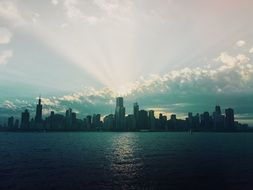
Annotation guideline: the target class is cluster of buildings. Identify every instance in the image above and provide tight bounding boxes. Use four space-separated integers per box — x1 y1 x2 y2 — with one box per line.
1 97 249 132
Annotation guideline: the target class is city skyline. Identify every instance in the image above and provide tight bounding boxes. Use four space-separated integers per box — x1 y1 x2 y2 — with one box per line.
1 0 253 125
1 96 249 131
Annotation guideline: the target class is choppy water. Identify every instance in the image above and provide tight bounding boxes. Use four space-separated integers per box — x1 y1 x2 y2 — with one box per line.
0 132 253 190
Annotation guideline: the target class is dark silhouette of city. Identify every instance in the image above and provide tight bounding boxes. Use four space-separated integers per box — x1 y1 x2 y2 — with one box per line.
0 97 250 132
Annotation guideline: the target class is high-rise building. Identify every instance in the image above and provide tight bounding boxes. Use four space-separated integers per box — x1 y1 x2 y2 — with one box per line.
133 102 139 129
14 119 19 128
139 110 148 130
103 114 114 130
201 112 212 129
72 112 77 128
21 109 30 128
86 115 92 129
115 97 125 130
215 105 221 115
213 105 224 130
8 116 14 128
148 110 155 130
225 108 235 130
116 97 124 107
187 112 193 129
35 97 43 124
92 114 101 129
126 114 135 130
66 108 72 128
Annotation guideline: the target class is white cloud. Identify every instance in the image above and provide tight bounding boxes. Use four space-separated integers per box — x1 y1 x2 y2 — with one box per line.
40 97 59 106
249 47 253 54
0 27 12 44
214 52 236 66
0 1 25 26
1 100 16 110
62 0 100 24
0 50 13 65
236 40 246 47
52 0 59 6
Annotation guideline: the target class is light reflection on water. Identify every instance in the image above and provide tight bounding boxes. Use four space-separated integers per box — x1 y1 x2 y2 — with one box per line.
107 133 144 188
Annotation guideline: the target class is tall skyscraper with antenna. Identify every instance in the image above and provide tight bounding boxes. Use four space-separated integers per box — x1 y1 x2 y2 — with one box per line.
35 96 43 124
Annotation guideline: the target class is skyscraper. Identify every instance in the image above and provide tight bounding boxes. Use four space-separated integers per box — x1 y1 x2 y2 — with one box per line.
225 108 235 130
21 109 30 128
139 110 148 130
215 105 221 115
133 102 139 129
35 97 43 124
66 108 72 128
8 116 14 128
92 114 101 129
148 110 155 130
213 105 224 130
115 97 125 130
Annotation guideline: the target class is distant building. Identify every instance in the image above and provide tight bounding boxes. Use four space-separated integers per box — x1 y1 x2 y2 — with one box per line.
92 114 101 129
103 114 114 130
169 114 177 130
225 108 235 130
8 116 14 128
115 97 125 130
187 112 193 129
212 105 225 130
139 110 148 130
21 109 30 128
148 110 156 130
133 102 139 129
72 112 77 128
86 115 92 129
215 105 221 115
35 97 43 125
14 119 19 128
126 114 135 130
66 108 72 128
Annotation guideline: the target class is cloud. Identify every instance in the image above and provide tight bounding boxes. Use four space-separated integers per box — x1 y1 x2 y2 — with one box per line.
249 47 253 54
51 0 59 6
62 0 99 24
236 40 246 47
40 97 59 106
1 100 16 110
214 52 250 69
0 1 25 26
0 27 12 44
0 50 13 65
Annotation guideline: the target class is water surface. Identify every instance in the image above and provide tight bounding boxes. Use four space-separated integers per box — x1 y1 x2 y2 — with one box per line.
0 132 253 190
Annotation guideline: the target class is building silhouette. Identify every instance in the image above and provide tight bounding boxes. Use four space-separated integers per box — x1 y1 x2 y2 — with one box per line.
35 97 42 125
139 110 148 130
212 105 225 130
21 109 30 128
8 116 14 128
66 108 73 128
225 108 235 130
133 102 139 129
0 95 249 132
148 110 156 130
115 97 125 130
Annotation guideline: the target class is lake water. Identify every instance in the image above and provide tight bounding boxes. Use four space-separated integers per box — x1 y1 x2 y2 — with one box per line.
0 132 253 190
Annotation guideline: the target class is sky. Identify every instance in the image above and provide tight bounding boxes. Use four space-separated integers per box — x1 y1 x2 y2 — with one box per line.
0 0 253 124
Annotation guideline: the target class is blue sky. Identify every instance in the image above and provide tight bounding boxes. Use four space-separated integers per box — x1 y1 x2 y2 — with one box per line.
0 0 253 125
